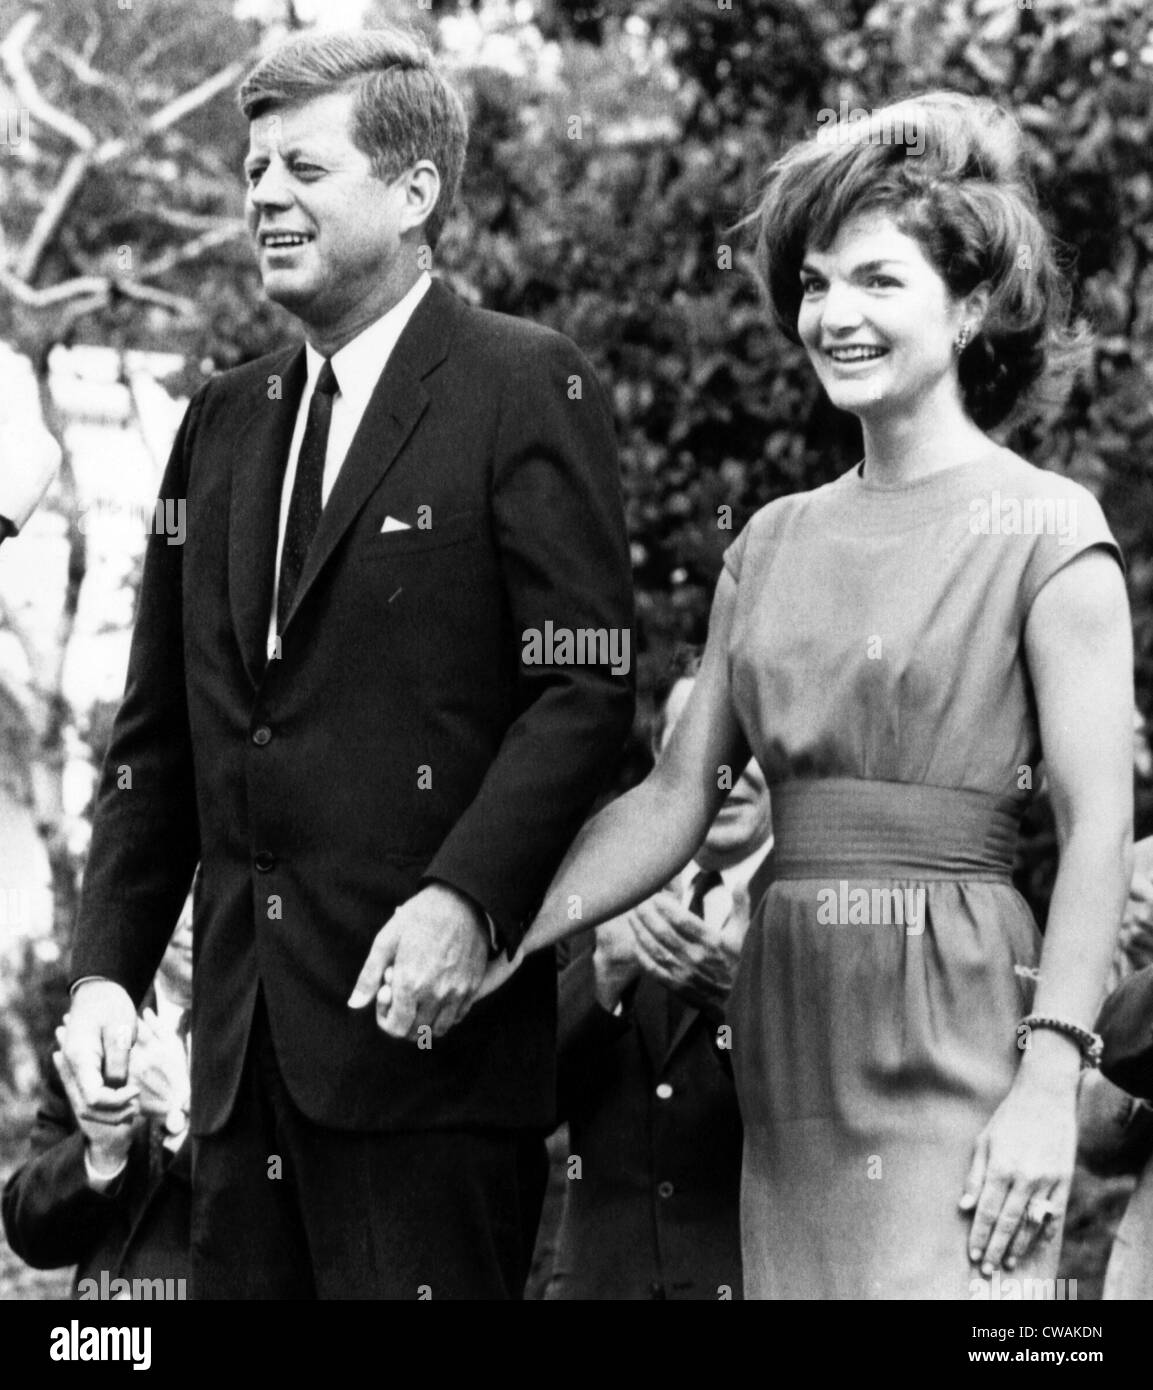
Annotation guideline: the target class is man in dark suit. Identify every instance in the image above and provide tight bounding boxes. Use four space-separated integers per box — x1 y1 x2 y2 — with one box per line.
3 910 193 1297
60 26 634 1300
544 650 772 1299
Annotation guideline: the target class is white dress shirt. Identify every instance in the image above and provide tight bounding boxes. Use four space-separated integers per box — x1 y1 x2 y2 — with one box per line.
265 271 431 660
675 837 774 930
259 270 496 952
607 837 773 1018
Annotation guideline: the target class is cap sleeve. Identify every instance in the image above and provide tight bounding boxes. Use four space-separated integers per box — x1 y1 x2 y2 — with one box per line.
722 523 750 584
1022 485 1124 615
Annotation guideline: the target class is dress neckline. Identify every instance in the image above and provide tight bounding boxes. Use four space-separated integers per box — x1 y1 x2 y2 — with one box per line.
854 450 1000 493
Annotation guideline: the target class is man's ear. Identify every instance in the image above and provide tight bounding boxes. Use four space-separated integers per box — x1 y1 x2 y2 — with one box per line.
399 159 441 238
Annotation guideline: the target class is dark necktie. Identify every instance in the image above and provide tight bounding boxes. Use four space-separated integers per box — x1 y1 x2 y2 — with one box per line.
667 868 724 1037
686 867 723 923
277 359 339 633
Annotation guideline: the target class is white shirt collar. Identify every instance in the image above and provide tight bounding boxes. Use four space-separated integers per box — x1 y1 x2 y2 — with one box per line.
685 835 774 899
302 271 431 411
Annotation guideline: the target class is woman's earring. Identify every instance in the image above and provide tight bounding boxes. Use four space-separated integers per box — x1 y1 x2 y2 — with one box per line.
954 322 973 355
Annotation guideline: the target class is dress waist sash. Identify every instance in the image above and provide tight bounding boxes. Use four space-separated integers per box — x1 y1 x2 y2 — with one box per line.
770 778 1021 881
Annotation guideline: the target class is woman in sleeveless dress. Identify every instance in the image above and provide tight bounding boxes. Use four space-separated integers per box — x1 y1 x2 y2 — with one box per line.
464 92 1134 1299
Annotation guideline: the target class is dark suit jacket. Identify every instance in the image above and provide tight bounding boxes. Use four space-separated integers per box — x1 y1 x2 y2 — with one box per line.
72 279 635 1134
1098 962 1153 1101
546 851 774 1300
2 1067 191 1294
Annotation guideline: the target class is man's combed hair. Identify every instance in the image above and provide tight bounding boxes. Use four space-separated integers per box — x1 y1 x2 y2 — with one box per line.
747 91 1088 430
239 27 468 248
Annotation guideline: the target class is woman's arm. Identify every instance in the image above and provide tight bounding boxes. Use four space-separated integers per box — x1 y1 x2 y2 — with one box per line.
964 547 1133 1274
1023 549 1134 1065
519 567 751 958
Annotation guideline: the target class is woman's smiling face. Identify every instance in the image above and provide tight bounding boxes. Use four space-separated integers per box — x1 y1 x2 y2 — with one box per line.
797 210 973 424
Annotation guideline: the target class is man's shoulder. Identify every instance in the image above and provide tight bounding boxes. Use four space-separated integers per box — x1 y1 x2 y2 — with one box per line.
437 282 588 366
201 345 300 399
177 347 302 443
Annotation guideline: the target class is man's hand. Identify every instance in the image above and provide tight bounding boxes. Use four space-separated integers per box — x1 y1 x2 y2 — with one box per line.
628 887 746 1011
1121 867 1153 970
129 1008 190 1121
53 1025 139 1182
347 883 490 1041
60 980 140 1116
591 914 644 1013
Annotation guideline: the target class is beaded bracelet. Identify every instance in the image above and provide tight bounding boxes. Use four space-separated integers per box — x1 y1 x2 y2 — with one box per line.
1019 1014 1104 1070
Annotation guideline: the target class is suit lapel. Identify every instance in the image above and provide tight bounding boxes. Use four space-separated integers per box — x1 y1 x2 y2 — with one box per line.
228 347 306 688
665 998 702 1065
277 280 454 638
632 975 669 1069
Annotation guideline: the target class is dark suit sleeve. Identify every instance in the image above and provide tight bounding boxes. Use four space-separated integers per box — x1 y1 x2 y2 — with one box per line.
1098 963 1153 1101
1 1071 148 1271
69 390 206 998
422 335 635 952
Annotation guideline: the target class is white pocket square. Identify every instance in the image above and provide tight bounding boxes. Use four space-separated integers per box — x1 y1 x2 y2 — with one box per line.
380 516 412 533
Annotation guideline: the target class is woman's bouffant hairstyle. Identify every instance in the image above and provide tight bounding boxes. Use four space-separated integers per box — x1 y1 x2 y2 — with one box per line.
239 27 468 248
747 91 1088 430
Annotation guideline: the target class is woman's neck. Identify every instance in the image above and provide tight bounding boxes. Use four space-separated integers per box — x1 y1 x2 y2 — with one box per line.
860 395 991 484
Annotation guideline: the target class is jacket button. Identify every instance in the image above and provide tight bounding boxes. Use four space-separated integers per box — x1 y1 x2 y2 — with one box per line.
254 851 275 872
252 726 272 746
657 1180 675 1200
655 1083 674 1101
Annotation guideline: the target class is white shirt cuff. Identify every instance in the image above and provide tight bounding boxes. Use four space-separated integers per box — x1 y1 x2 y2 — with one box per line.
162 1128 189 1156
71 975 114 996
85 1149 128 1191
482 911 500 954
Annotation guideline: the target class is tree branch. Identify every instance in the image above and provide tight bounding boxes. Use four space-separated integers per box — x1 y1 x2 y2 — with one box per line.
0 12 97 152
16 150 92 282
137 223 246 281
0 269 109 309
140 206 241 234
115 281 196 316
0 13 255 302
93 59 251 167
3 210 242 322
50 45 120 93
146 59 250 138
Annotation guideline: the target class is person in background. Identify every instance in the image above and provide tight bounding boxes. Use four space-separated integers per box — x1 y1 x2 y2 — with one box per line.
1082 833 1153 1298
0 344 61 548
2 902 193 1296
545 647 773 1299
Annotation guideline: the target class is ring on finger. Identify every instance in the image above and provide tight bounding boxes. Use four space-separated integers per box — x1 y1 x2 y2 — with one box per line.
1024 1197 1058 1227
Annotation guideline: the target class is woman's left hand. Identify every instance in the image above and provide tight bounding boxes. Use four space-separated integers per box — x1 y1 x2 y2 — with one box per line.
959 1070 1078 1276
